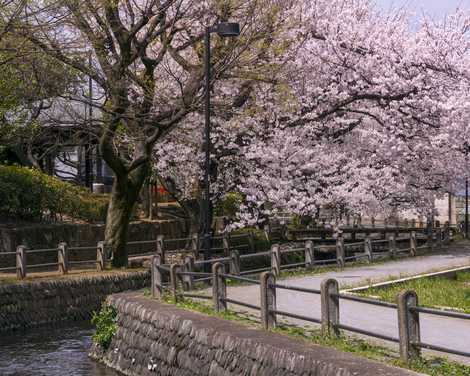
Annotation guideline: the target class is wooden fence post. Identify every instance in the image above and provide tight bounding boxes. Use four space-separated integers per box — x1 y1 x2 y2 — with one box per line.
260 272 277 330
183 255 195 291
270 244 281 276
151 254 163 299
371 217 375 228
411 219 416 228
335 234 345 268
321 279 340 337
58 242 69 275
264 224 271 243
212 262 227 312
222 233 230 257
397 290 421 363
96 241 106 271
364 236 373 262
427 228 434 252
191 233 199 259
230 249 241 275
304 240 315 270
156 235 166 264
170 264 181 302
389 234 397 258
16 245 27 280
410 232 417 257
436 228 443 250
248 231 256 252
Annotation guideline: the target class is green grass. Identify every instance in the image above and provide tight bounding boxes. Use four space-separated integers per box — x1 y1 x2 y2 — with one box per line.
153 294 470 376
357 271 470 313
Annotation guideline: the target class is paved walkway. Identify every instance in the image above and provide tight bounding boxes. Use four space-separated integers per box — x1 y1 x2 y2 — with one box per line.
221 243 470 363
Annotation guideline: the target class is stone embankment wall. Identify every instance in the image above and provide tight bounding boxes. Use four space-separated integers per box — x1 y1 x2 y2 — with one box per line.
0 271 150 332
91 293 418 376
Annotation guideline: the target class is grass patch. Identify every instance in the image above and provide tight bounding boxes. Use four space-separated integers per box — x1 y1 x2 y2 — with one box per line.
91 304 118 350
154 293 470 376
357 271 470 313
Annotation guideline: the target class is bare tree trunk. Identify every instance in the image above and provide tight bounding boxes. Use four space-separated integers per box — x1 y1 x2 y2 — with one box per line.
105 163 149 267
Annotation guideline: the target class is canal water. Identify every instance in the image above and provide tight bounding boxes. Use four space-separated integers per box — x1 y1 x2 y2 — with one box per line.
0 323 120 376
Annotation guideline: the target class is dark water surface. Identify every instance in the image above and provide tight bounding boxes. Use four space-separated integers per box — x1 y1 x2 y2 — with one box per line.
0 323 120 376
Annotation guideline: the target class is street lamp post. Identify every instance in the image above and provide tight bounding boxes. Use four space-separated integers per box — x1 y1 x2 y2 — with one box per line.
466 143 469 238
201 22 240 263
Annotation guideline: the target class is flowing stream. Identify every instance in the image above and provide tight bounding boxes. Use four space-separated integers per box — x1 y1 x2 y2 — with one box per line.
0 323 119 376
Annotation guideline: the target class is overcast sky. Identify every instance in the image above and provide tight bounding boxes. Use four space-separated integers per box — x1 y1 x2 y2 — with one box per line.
377 0 470 18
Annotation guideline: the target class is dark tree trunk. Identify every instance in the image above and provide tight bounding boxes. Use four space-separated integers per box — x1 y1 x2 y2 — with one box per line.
105 163 150 267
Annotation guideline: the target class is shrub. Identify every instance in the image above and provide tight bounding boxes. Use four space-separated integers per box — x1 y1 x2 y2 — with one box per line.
0 165 108 223
215 192 243 218
91 304 117 349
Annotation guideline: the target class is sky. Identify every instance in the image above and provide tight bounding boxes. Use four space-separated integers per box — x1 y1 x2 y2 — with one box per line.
377 0 470 19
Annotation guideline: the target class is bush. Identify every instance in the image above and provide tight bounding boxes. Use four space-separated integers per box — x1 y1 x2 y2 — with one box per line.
0 165 108 223
215 192 243 218
91 304 117 350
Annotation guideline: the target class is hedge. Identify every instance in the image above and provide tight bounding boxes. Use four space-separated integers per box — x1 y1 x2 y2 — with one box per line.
0 165 108 223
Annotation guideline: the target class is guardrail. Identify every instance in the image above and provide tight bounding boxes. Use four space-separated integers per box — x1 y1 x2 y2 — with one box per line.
150 258 470 364
156 231 436 282
0 227 446 280
0 231 256 280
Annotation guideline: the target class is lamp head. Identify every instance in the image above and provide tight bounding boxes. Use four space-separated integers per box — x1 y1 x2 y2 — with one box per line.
216 22 240 37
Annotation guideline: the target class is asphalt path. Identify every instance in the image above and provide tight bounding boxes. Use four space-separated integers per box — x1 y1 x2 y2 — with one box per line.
219 244 470 363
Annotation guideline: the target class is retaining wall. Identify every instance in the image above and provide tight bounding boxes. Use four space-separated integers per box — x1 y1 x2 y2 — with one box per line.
91 292 419 376
0 271 150 332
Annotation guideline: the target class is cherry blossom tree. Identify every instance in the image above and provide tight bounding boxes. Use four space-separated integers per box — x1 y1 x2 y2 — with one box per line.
16 0 296 265
155 1 470 229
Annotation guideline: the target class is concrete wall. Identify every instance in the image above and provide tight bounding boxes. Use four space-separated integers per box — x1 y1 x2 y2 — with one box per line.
91 293 418 376
0 271 150 332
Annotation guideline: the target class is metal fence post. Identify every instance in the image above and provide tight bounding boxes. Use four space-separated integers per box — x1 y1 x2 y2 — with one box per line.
58 242 69 275
191 233 199 259
410 232 417 257
271 244 281 276
16 245 27 280
212 262 227 312
335 235 345 268
364 236 373 262
170 264 181 302
230 249 241 275
151 254 163 299
156 235 166 264
305 240 315 270
260 272 277 330
321 279 340 337
96 241 106 271
397 290 421 363
389 234 397 258
183 255 195 291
